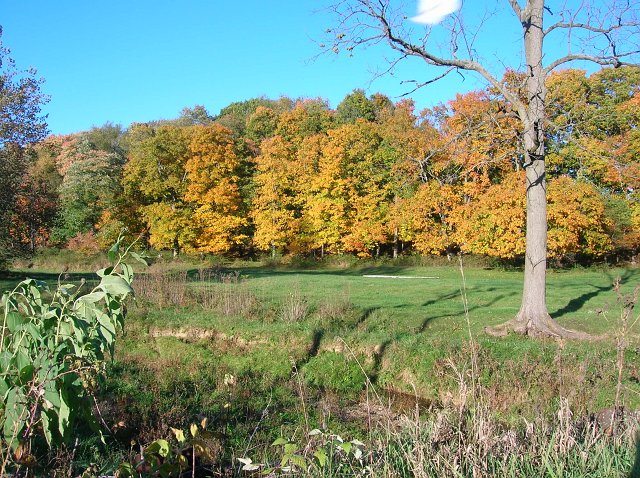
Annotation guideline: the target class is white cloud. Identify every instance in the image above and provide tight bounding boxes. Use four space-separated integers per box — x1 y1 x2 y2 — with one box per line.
411 0 462 25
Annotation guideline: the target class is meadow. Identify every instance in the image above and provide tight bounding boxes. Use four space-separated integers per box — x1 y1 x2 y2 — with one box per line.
2 252 640 476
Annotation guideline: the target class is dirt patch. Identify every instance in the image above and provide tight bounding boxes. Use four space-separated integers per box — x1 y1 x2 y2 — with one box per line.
148 327 266 350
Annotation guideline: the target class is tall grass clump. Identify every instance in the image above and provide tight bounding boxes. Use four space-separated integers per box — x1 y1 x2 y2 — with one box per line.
281 287 309 323
194 269 258 317
135 271 189 307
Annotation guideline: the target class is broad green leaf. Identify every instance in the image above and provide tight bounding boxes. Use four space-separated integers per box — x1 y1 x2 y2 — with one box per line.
121 263 133 283
4 388 23 443
289 454 307 470
6 312 25 333
24 323 42 342
0 378 8 398
170 427 185 444
58 389 70 440
130 251 148 266
339 442 353 454
117 462 135 478
15 349 31 375
314 449 328 468
99 275 133 296
107 241 120 262
41 410 54 446
96 266 113 278
146 439 170 458
0 351 12 370
284 443 297 455
78 291 106 304
19 364 34 384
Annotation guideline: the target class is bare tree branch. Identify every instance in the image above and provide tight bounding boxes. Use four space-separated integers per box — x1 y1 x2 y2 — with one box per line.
544 52 638 74
507 0 524 21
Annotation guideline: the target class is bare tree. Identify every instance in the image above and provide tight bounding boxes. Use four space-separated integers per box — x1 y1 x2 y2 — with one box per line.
326 0 640 338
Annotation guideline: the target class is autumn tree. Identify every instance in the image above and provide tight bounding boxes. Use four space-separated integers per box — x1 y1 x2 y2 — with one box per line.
122 124 194 255
184 124 247 254
327 0 640 337
252 135 304 255
10 145 61 251
0 27 49 265
52 140 121 244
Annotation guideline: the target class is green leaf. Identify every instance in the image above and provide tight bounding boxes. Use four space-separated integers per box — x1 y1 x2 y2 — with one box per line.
58 389 70 440
96 266 114 278
284 443 297 455
146 439 171 458
0 351 12 371
0 378 8 398
24 323 42 342
313 449 328 468
117 462 135 478
129 251 148 266
15 349 30 375
41 410 55 446
289 454 307 470
272 437 288 446
78 291 106 304
6 312 25 333
19 364 34 384
170 427 186 444
99 275 133 296
3 388 23 443
107 241 120 262
339 442 353 454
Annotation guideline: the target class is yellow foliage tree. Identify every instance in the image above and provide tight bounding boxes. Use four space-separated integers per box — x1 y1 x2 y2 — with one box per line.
184 124 247 254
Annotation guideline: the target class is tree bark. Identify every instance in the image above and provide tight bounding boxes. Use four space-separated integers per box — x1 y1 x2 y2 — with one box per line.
486 0 588 339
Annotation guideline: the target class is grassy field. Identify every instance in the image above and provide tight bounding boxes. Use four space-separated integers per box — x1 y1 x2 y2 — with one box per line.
2 254 639 476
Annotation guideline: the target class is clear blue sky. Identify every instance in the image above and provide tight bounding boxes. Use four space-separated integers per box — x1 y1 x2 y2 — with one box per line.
1 1 600 135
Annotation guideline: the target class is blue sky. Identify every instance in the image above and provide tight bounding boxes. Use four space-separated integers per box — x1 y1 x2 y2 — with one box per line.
1 1 601 135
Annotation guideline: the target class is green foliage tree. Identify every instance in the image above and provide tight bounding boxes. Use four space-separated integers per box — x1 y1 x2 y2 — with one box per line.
51 138 123 245
122 124 193 255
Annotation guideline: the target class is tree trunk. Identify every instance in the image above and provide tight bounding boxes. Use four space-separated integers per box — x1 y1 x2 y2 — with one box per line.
487 0 588 339
393 226 398 259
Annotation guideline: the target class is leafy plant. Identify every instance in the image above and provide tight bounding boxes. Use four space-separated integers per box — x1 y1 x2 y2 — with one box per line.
238 429 368 476
0 236 142 473
118 419 217 478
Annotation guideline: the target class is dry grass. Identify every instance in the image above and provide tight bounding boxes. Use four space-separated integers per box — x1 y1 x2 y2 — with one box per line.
281 286 310 323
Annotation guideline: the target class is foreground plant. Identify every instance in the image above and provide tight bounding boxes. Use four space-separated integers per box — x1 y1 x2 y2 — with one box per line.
238 429 368 476
0 237 143 473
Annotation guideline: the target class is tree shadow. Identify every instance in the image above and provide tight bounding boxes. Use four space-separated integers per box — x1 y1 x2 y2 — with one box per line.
418 292 512 332
551 269 637 318
295 329 324 370
551 284 611 318
370 339 391 384
356 307 380 327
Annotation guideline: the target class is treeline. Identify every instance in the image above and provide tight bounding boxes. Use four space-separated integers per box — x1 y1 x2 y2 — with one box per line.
7 67 640 261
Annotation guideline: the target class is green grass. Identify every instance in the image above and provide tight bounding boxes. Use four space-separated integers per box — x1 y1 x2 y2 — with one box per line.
107 261 640 415
2 259 639 476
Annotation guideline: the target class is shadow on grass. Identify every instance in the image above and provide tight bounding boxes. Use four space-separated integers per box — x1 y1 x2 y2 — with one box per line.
295 329 324 370
370 339 391 384
238 263 422 279
356 307 380 327
0 270 99 286
551 283 611 318
551 269 638 318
